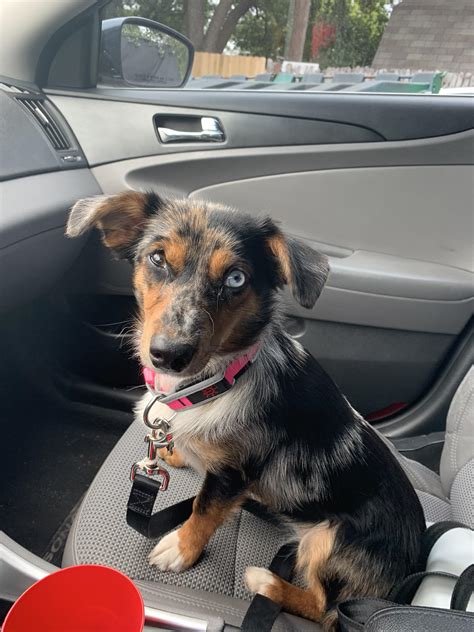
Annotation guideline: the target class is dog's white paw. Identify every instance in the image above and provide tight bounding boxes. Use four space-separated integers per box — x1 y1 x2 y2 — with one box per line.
245 566 278 597
148 530 185 572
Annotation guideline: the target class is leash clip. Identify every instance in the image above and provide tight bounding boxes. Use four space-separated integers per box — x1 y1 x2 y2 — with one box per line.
130 461 170 490
143 393 177 430
130 418 174 486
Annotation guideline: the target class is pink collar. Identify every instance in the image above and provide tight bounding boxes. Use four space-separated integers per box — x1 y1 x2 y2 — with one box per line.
142 342 260 411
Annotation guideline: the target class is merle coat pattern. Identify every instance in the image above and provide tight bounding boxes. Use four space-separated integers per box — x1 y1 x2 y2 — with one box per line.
67 192 425 630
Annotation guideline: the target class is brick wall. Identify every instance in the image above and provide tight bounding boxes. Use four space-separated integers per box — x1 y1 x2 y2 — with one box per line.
373 0 474 72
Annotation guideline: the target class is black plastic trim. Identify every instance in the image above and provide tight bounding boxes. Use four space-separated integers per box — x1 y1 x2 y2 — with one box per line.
377 318 474 438
46 88 474 142
36 1 108 88
0 83 87 181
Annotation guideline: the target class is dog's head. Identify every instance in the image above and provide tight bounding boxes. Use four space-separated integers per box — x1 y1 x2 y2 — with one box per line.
67 192 329 376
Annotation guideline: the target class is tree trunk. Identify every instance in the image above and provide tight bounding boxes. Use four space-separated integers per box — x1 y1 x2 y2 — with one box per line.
285 0 311 61
214 0 255 53
202 0 234 52
184 0 206 50
203 0 255 53
284 0 295 59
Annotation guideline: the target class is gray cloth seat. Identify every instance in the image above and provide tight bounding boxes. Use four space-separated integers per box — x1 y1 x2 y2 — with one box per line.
63 367 473 630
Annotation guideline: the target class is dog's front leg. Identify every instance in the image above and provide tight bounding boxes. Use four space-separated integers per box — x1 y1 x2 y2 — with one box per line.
157 446 187 468
149 468 246 571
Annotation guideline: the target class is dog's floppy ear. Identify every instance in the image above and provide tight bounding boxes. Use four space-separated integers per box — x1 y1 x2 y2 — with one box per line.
66 191 163 258
265 223 329 309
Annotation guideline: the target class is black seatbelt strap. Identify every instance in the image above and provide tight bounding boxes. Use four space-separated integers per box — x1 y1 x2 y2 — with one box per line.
418 521 466 569
126 473 195 538
389 570 460 604
126 477 285 539
240 543 297 632
127 477 297 630
451 565 474 611
338 523 474 631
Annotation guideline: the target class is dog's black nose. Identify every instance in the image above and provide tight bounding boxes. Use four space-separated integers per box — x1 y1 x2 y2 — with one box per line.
149 335 195 373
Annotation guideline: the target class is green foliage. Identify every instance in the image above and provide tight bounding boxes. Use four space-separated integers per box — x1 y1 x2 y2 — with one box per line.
103 0 389 66
232 0 289 59
102 1 187 34
314 0 389 69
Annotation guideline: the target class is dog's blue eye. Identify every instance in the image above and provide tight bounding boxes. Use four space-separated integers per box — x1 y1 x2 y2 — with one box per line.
149 251 165 267
224 269 246 289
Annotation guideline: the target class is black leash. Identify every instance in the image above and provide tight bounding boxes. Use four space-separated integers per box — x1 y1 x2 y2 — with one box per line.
240 542 297 632
127 477 297 630
126 478 284 538
126 473 195 539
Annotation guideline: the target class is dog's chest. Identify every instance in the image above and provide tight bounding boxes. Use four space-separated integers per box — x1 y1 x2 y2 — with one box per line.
135 391 238 473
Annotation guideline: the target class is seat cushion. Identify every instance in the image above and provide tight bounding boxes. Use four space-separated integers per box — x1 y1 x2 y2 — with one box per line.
450 459 474 528
63 419 315 630
440 366 474 497
64 419 290 597
63 416 452 629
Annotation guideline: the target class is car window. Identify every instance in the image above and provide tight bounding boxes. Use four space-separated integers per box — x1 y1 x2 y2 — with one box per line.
101 1 474 95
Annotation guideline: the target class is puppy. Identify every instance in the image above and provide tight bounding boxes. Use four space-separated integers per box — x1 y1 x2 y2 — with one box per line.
67 192 425 630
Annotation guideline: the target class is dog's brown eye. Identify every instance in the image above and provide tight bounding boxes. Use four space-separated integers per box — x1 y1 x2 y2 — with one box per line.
149 251 165 268
224 269 246 289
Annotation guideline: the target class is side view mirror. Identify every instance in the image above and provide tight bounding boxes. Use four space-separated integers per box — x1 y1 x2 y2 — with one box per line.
99 17 194 88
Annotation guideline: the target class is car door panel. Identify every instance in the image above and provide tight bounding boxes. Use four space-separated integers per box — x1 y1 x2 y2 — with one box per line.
49 88 474 140
48 89 473 418
0 169 101 309
48 94 383 167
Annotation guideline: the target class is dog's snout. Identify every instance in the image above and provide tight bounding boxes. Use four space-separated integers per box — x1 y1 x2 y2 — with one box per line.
149 335 196 373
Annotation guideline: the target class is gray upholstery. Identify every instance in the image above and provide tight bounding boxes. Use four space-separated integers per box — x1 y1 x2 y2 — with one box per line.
440 366 474 497
451 459 474 527
64 420 300 630
64 368 474 629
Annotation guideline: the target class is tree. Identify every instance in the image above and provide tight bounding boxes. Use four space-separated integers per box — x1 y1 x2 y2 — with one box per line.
103 1 188 34
232 0 289 59
312 0 389 68
104 0 256 53
285 0 311 61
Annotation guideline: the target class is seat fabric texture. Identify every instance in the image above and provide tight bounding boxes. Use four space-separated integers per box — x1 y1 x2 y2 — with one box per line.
63 367 473 629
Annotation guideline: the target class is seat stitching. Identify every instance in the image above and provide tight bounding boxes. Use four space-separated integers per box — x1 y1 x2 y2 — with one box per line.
450 389 473 488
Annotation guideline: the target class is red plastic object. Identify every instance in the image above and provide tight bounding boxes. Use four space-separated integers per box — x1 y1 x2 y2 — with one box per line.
2 565 144 632
365 401 408 422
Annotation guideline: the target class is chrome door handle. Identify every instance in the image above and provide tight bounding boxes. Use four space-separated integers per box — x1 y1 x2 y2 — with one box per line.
157 117 225 143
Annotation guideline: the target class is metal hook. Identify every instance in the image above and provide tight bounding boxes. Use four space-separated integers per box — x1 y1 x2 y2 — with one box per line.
143 393 177 429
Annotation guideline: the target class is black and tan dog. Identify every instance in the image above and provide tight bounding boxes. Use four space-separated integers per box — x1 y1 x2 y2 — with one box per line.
67 192 425 630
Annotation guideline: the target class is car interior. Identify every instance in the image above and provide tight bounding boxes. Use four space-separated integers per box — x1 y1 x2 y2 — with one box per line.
0 1 473 630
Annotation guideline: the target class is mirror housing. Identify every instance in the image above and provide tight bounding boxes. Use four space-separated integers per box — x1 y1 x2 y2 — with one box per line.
99 17 194 88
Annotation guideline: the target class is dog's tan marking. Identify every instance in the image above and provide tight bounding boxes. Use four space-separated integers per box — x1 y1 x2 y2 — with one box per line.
267 232 292 285
149 495 244 571
211 288 260 354
186 438 235 474
296 522 337 583
157 446 187 468
133 260 150 304
134 269 173 360
93 192 153 251
176 499 232 567
163 235 188 273
246 523 337 626
246 567 327 622
208 248 235 281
